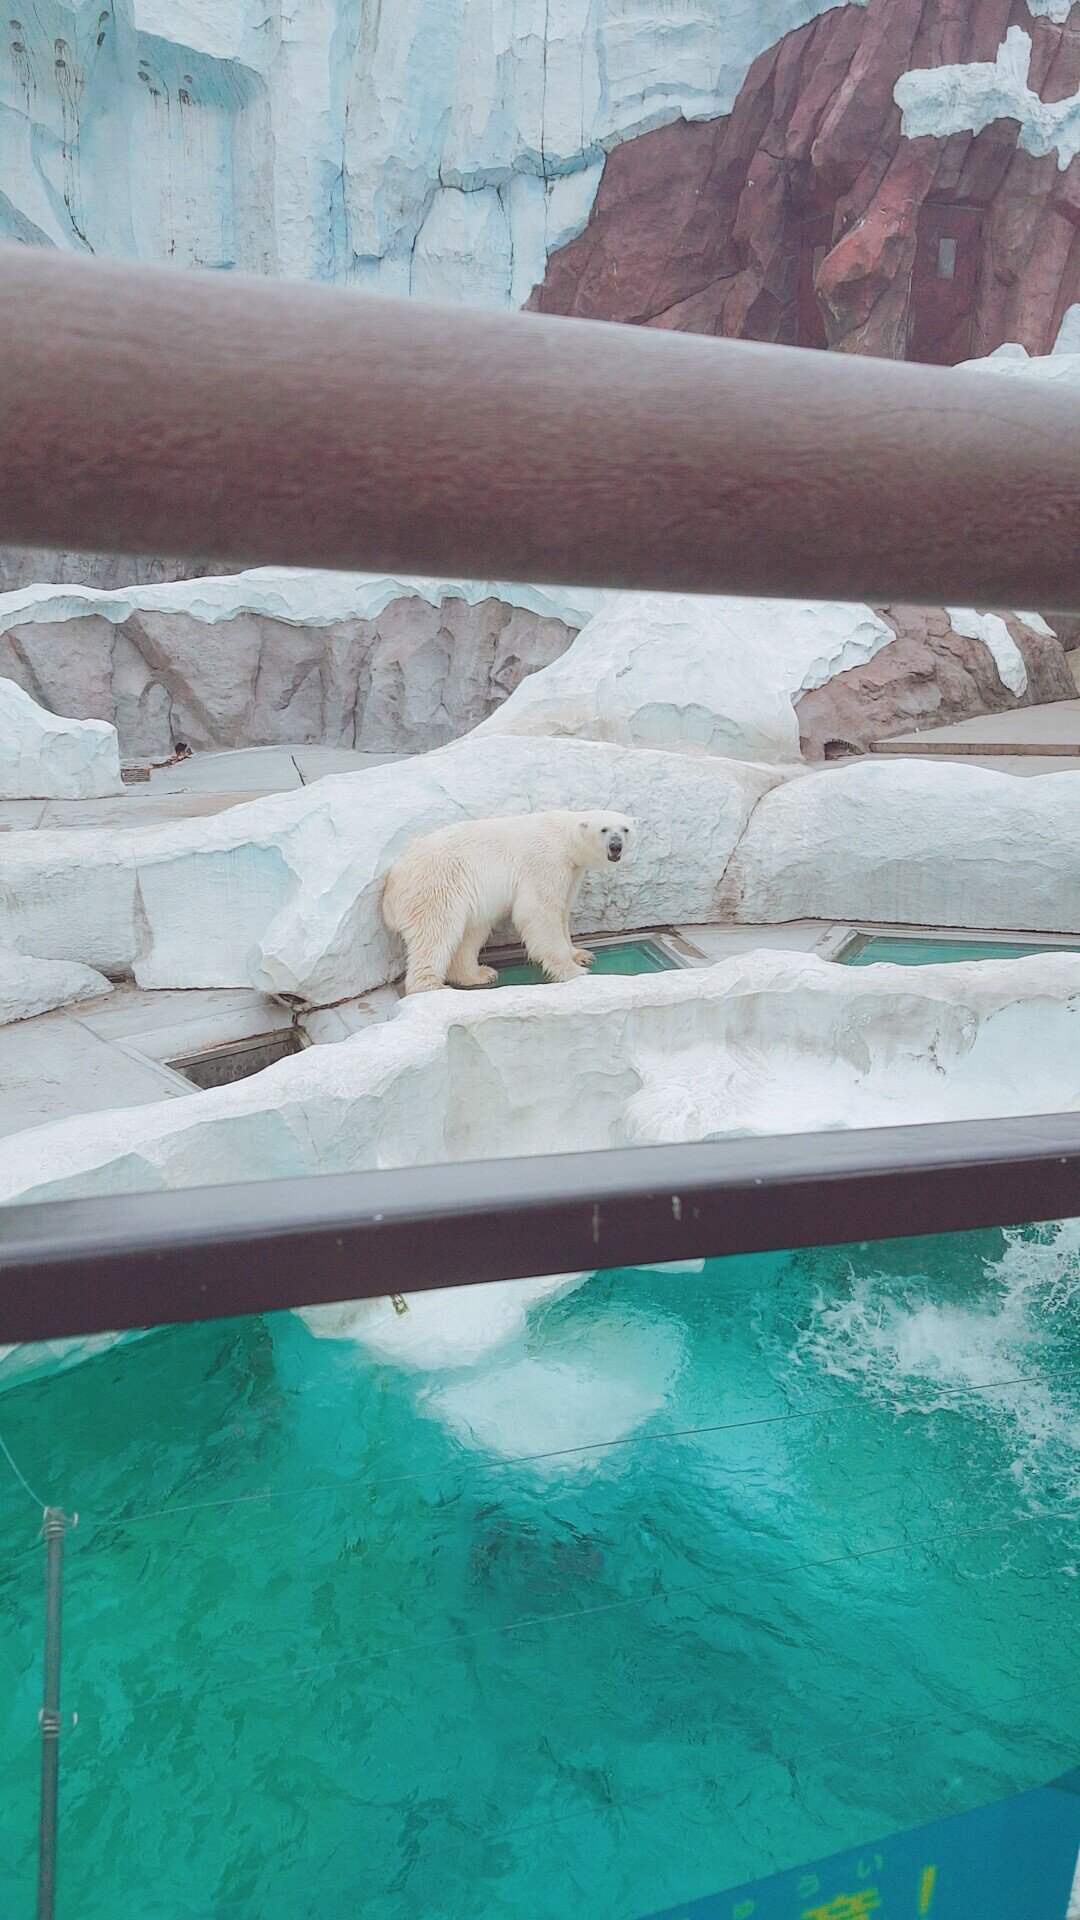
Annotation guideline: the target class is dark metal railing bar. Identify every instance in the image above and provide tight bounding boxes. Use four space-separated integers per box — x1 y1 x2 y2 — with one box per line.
0 1114 1077 1344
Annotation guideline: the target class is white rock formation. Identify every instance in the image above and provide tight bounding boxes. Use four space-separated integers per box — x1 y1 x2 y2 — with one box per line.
0 676 123 799
895 27 1080 171
0 569 603 644
3 950 1079 1207
478 594 897 763
4 565 1063 766
945 610 1028 698
0 735 780 1000
723 759 1080 932
0 570 602 761
298 1273 586 1369
2 0 860 303
3 732 1079 1002
0 949 112 1026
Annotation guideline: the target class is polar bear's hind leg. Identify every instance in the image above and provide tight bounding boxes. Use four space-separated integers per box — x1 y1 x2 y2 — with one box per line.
447 922 498 988
401 901 471 995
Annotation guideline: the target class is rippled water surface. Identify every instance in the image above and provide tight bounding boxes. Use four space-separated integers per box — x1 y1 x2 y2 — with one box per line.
1 1223 1078 1919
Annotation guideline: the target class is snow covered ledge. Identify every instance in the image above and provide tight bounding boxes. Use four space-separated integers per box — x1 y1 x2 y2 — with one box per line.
2 950 1079 1208
0 676 122 799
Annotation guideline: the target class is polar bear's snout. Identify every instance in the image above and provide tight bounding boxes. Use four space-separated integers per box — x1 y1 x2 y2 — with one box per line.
588 815 633 864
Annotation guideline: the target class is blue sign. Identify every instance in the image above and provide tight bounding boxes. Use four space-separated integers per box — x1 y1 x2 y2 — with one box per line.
645 1770 1080 1920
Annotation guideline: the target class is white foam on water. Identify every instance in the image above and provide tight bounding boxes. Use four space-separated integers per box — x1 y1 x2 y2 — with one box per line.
796 1222 1080 1472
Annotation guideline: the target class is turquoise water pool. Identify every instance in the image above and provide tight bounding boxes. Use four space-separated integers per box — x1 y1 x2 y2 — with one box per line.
840 935 1080 967
495 937 676 986
1 1223 1077 1919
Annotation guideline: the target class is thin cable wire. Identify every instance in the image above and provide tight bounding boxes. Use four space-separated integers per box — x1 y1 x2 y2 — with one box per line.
0 1419 46 1513
99 1503 1080 1717
68 1360 1073 1550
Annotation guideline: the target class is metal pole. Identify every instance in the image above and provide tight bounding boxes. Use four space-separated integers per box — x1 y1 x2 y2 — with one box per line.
1 243 1079 611
37 1508 67 1920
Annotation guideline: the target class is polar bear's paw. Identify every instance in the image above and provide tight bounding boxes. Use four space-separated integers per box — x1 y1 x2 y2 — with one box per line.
571 948 595 968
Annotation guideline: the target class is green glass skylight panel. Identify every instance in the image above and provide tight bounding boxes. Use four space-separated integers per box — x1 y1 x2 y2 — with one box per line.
840 935 1080 967
495 936 676 987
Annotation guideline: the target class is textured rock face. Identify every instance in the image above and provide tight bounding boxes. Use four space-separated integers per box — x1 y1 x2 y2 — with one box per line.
0 550 234 597
479 593 897 763
2 948 1079 1206
0 735 780 1001
532 0 1080 362
0 676 122 798
798 606 1076 757
0 573 589 761
723 758 1080 930
3 567 1072 767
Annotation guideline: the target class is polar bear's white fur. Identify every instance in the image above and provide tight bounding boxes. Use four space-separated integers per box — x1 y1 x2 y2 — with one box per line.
382 809 634 994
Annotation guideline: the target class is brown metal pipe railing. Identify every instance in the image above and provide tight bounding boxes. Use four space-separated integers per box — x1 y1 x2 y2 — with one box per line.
1 243 1078 610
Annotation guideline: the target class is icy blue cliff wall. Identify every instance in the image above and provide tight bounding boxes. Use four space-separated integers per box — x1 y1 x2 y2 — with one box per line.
0 0 857 303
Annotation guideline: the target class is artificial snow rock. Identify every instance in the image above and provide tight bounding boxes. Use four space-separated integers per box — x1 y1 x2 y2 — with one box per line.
722 759 1080 932
3 950 1080 1207
479 594 896 763
0 951 112 1027
894 27 1080 172
0 0 855 303
0 678 123 800
0 571 600 761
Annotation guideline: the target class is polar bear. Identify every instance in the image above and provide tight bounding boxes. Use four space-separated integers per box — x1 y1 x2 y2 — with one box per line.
382 809 634 994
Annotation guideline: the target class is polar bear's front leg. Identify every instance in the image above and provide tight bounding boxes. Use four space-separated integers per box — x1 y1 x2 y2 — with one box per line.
516 887 584 984
561 904 594 969
447 922 498 988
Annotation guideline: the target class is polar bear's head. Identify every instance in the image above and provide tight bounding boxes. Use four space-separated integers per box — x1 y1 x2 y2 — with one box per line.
574 812 635 868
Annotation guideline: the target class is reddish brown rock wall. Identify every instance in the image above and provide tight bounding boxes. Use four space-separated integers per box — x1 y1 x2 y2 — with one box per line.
797 609 1077 758
531 0 1080 363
